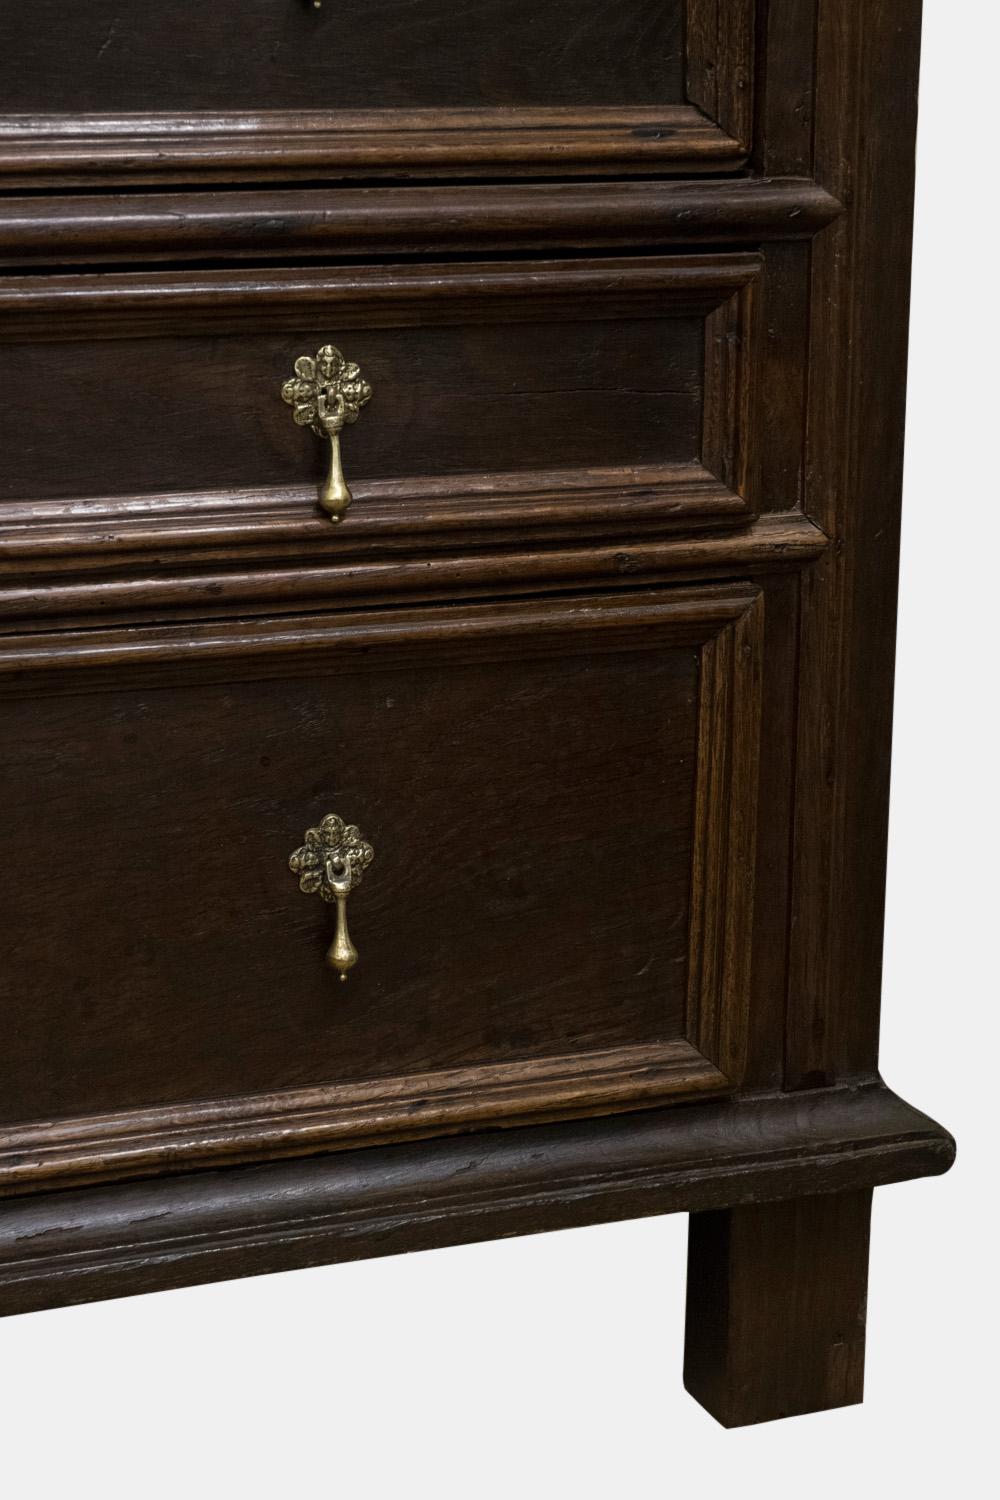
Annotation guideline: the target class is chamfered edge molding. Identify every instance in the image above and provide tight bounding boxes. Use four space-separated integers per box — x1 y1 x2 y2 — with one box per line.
0 178 843 267
0 1083 954 1318
0 511 829 629
0 106 747 187
0 252 763 339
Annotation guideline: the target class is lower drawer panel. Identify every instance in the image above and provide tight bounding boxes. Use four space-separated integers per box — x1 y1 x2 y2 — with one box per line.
0 583 762 1192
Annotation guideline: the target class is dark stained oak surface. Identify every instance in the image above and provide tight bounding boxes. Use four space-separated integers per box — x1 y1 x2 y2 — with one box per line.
0 178 841 269
0 255 758 513
0 1082 954 1318
0 643 697 1122
0 2 754 186
0 0 684 114
0 0 953 1429
0 319 703 502
0 584 763 1187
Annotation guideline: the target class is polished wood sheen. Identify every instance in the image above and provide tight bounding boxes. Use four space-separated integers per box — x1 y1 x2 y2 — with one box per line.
0 0 754 183
0 0 688 113
0 0 952 1433
0 586 762 1192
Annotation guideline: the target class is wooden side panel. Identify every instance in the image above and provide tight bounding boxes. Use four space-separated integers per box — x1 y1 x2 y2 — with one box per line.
787 0 924 1086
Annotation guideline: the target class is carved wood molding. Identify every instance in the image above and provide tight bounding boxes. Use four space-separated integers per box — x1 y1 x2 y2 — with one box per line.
0 253 762 338
0 585 762 1193
0 254 772 620
0 178 842 268
0 511 827 631
0 6 757 188
0 1084 954 1314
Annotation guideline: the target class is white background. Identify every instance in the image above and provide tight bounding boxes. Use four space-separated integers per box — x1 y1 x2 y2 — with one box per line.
2 6 996 1495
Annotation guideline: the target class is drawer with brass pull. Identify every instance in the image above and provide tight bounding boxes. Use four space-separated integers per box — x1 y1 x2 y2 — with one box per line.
0 252 783 625
0 581 762 1194
0 0 956 1433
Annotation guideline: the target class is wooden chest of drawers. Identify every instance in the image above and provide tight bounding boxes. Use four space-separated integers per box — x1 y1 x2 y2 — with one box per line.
0 0 953 1427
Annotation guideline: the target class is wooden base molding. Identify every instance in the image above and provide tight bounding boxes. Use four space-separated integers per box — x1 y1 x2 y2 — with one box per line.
0 0 954 1430
0 1084 952 1320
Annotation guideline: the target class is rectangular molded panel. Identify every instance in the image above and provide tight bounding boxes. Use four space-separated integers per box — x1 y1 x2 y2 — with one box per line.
0 584 763 1191
0 3 754 184
0 256 759 567
0 318 703 503
0 0 685 114
0 644 697 1122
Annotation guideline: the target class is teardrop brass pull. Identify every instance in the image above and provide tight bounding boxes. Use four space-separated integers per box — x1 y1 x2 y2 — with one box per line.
288 814 375 981
281 344 372 523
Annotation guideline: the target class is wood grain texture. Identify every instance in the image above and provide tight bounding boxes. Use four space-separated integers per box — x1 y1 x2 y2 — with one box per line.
687 594 763 1082
0 511 827 632
0 0 955 1406
0 586 760 1190
0 254 761 338
0 464 749 572
0 1042 727 1199
685 1190 871 1426
0 319 706 502
787 0 925 1087
0 179 841 269
0 1083 953 1318
0 0 687 114
686 0 756 145
0 107 747 187
0 582 759 689
0 258 760 564
0 0 756 185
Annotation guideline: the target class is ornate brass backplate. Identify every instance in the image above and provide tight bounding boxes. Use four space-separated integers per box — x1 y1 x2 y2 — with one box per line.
281 344 372 522
288 814 375 981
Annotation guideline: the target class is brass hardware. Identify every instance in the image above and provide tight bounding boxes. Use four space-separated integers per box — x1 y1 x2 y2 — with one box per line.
281 344 372 523
289 814 375 981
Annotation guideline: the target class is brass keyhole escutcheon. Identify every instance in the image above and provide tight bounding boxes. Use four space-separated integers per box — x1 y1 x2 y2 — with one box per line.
288 814 375 981
281 344 372 523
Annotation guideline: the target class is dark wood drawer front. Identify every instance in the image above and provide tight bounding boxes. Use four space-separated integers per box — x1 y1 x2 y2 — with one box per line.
3 318 704 501
0 584 762 1193
3 1 683 114
0 255 759 587
0 2 753 184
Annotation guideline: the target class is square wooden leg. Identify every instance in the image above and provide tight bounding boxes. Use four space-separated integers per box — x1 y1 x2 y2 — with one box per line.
683 1190 872 1427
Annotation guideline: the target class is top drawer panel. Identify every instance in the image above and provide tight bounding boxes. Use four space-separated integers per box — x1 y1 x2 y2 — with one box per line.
0 0 754 185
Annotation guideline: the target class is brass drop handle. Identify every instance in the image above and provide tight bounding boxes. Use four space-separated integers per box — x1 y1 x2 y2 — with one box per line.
281 344 372 523
289 814 375 981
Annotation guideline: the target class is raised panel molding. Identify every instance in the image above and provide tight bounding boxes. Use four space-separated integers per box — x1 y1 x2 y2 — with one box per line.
0 1 756 186
0 255 771 622
0 584 762 1194
686 0 756 148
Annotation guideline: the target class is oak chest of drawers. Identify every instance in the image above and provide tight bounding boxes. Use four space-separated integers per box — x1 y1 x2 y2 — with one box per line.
0 0 953 1427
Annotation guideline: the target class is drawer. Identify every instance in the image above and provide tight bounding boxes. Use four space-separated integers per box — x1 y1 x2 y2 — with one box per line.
0 582 762 1194
0 254 762 621
0 1 753 185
